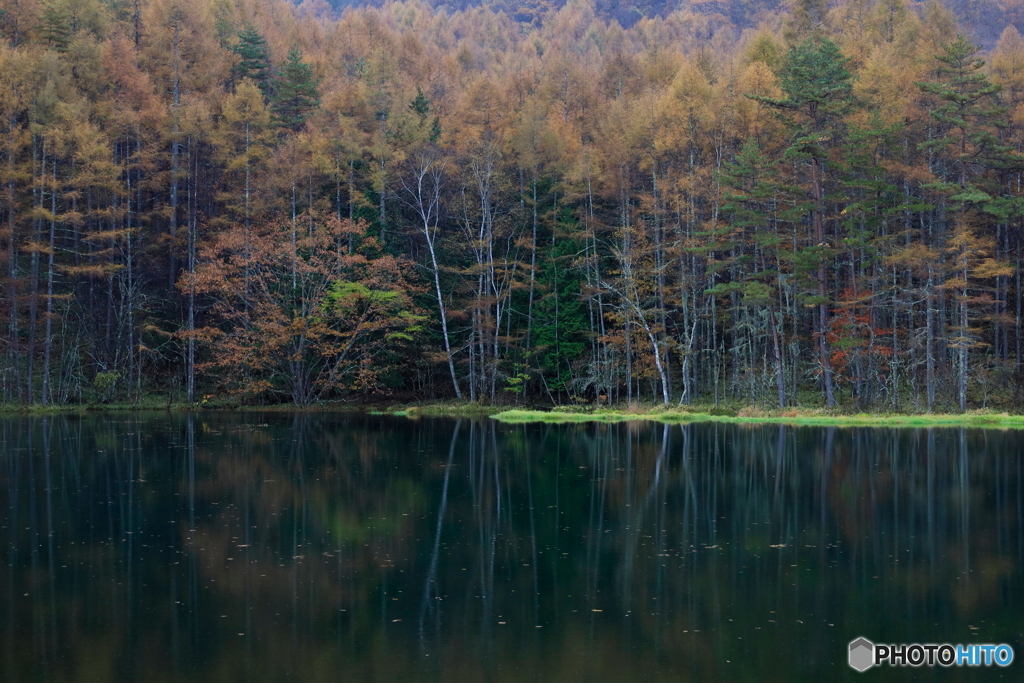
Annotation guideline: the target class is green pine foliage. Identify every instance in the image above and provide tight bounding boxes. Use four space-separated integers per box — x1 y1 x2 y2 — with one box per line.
270 47 321 131
232 25 271 93
533 236 588 393
409 88 442 143
916 35 1014 196
770 37 854 159
39 2 71 51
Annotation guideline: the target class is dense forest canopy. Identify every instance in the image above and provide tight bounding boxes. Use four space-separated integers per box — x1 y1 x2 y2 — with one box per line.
318 0 1018 48
3 0 1024 411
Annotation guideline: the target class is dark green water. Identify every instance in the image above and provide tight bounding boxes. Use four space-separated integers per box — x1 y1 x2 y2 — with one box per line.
1 413 1022 682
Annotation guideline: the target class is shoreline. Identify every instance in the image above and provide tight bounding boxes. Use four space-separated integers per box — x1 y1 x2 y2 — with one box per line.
488 409 1024 428
3 401 1024 428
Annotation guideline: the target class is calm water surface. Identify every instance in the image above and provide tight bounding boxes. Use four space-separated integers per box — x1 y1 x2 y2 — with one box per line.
1 413 1022 681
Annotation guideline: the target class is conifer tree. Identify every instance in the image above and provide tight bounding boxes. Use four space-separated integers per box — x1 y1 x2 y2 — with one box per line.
39 1 70 51
270 47 320 131
2 0 1024 410
750 36 854 407
231 25 270 94
409 88 441 143
917 35 1017 411
916 35 1012 191
717 137 793 407
409 88 429 118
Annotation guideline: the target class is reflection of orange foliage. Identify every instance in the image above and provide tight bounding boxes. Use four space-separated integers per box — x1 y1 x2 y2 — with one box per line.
951 553 1015 615
827 445 891 543
185 427 422 612
824 440 1017 617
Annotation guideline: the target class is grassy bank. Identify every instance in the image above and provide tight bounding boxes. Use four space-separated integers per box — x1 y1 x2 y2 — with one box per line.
0 400 197 414
6 399 1024 428
0 399 503 416
489 408 1024 429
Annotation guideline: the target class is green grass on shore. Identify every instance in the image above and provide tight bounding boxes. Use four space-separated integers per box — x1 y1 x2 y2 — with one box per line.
489 408 1024 429
0 400 193 414
5 398 1024 429
0 399 503 416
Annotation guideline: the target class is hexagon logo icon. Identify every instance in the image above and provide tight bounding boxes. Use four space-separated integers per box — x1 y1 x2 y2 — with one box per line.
849 637 875 672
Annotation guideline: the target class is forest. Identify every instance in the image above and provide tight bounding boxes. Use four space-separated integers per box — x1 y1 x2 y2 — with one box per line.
3 0 1024 411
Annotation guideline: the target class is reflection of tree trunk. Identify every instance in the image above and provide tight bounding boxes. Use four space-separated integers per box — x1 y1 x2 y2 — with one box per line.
5 430 17 656
773 425 784 502
42 417 56 649
585 427 609 611
819 426 831 530
926 429 936 571
419 420 461 648
526 444 539 625
187 413 198 645
958 428 970 574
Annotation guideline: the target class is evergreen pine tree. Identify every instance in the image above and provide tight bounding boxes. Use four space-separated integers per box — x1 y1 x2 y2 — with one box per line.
212 0 236 48
916 35 1017 412
232 25 271 94
409 88 430 118
916 35 1012 191
715 137 794 407
532 235 587 394
409 88 442 143
748 36 855 408
39 2 71 52
270 47 320 131
771 37 854 146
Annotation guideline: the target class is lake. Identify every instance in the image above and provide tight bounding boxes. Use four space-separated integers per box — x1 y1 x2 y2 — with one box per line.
1 413 1021 681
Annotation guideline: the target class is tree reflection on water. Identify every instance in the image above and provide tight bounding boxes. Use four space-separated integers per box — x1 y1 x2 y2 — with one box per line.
1 413 1021 681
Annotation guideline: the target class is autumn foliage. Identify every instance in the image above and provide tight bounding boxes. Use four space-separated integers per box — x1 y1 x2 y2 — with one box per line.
3 0 1024 411
187 213 421 405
